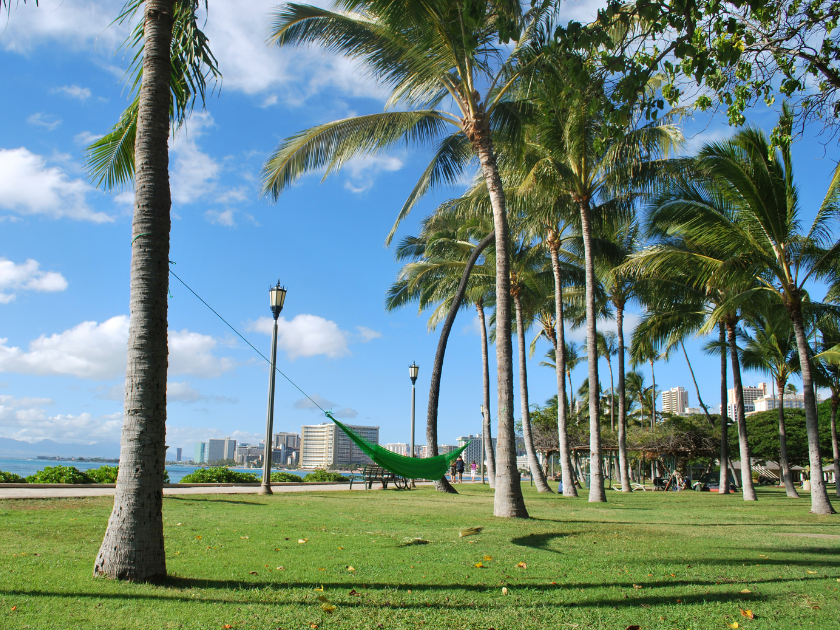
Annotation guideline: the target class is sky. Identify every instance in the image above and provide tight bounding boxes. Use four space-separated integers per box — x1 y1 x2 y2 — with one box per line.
1 0 838 459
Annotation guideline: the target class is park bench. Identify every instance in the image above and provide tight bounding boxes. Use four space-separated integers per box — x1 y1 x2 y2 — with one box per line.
349 465 410 490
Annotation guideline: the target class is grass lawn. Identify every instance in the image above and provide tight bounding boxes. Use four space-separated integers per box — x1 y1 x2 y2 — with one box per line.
1 484 838 630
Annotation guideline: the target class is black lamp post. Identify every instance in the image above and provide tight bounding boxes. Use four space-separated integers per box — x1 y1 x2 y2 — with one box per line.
408 362 419 459
259 281 287 495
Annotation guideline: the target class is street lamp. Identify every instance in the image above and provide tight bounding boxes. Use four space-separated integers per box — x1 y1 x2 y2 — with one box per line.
479 404 485 484
408 363 419 459
260 280 287 495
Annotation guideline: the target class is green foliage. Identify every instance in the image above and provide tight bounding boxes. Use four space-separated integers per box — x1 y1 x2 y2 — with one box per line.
0 471 26 483
303 469 346 482
729 403 834 466
270 471 304 483
87 465 120 484
179 467 260 484
26 466 94 484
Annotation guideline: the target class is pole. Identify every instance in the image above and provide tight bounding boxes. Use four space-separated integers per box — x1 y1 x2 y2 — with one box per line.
259 317 279 495
410 382 416 459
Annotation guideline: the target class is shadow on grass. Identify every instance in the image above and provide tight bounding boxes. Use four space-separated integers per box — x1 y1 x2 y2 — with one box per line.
510 532 571 553
164 497 266 506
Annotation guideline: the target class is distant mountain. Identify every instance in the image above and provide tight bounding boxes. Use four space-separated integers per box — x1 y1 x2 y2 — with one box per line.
0 437 121 459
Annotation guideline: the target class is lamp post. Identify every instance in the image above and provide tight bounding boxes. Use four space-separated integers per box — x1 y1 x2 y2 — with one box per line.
479 404 485 484
408 363 419 458
259 281 287 495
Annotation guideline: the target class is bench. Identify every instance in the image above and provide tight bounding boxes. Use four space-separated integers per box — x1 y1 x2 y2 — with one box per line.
349 465 409 490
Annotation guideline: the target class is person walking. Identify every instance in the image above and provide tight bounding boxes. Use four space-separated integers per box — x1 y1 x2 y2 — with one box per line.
450 460 457 482
470 460 478 482
455 456 465 483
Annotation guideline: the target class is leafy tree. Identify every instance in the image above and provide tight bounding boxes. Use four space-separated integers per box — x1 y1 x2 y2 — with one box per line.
729 407 833 467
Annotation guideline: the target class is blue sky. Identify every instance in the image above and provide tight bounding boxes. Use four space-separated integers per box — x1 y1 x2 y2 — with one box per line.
1 0 838 458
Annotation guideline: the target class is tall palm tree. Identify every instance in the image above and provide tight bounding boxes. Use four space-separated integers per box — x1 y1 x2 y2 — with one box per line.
597 332 618 430
740 307 801 497
262 0 553 519
475 294 497 488
630 119 840 513
516 61 683 502
89 0 219 581
387 215 495 493
624 371 649 425
814 318 840 498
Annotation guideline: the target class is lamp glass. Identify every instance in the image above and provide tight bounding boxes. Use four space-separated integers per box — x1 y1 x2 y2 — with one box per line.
269 285 287 309
408 363 419 379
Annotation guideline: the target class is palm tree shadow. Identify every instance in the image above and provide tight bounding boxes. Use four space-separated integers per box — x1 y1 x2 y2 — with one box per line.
511 531 572 553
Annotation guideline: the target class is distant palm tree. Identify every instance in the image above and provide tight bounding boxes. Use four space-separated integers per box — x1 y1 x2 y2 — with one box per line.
740 307 801 497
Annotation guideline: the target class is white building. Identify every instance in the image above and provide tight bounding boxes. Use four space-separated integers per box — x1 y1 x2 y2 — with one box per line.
750 393 807 414
383 442 410 456
456 435 497 467
727 383 770 419
300 423 380 468
207 437 236 463
235 443 263 465
685 407 707 416
662 387 689 415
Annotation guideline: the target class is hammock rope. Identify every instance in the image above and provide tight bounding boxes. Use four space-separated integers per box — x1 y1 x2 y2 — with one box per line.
168 268 468 481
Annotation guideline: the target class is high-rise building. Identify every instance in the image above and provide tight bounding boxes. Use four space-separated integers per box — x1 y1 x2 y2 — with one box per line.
751 393 809 414
234 443 264 465
207 437 236 463
300 423 379 468
456 435 497 467
727 383 769 419
194 442 206 464
176 447 182 462
662 387 689 415
383 443 410 456
273 432 301 450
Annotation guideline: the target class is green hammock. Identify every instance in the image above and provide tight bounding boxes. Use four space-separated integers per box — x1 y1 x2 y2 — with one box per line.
326 412 469 479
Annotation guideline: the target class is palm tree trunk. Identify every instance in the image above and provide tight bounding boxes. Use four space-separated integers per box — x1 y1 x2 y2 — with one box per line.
788 303 835 514
472 125 528 518
577 197 605 502
94 0 174 582
548 240 577 497
682 341 715 428
425 231 495 494
726 320 757 501
607 356 614 431
776 379 800 498
617 304 631 493
513 293 553 493
831 394 839 498
649 358 656 429
568 370 575 422
719 323 730 494
476 301 496 488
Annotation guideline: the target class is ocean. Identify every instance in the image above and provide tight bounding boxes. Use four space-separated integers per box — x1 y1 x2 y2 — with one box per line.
0 457 327 483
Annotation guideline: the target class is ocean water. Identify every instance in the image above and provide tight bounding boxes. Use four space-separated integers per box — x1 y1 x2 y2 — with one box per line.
0 457 328 483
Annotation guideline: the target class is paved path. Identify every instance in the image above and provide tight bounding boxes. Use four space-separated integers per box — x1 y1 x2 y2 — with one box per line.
0 482 433 500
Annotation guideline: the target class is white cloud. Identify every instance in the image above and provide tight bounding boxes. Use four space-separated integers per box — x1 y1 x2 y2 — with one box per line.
356 326 382 342
170 114 221 205
168 381 238 404
26 112 61 131
342 154 404 194
249 314 350 359
52 85 91 101
205 209 236 227
0 394 54 407
0 316 235 380
294 394 357 418
0 147 113 222
334 407 359 418
0 257 68 303
0 395 124 443
164 425 263 449
74 131 103 145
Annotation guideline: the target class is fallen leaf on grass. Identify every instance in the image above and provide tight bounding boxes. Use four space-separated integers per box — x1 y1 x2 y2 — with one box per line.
314 585 324 592
196 536 202 540
277 567 285 570
483 555 493 561
501 587 509 595
740 589 751 593
516 562 527 569
806 570 817 574
249 571 258 575
298 539 308 544
347 566 355 572
11 606 17 611
349 589 360 597
321 603 336 614
223 625 233 629
625 626 641 630
318 568 325 571
240 536 249 540
474 562 485 568
309 623 319 629
338 546 345 550
633 584 643 589
740 609 755 620
460 527 483 537
727 623 739 629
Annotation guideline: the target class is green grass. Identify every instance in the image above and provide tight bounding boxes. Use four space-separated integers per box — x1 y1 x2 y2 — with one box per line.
1 485 838 630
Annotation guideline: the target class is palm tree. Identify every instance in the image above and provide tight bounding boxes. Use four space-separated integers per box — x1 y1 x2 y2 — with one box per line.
542 341 585 421
476 294 497 488
387 215 495 493
597 332 618 431
262 0 552 519
631 118 839 513
90 0 219 581
740 307 801 497
630 340 661 430
814 318 840 498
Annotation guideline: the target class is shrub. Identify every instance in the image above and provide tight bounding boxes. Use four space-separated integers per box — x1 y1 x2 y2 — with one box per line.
26 466 93 484
179 467 259 483
271 471 303 483
88 465 119 483
0 471 26 483
303 469 346 482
